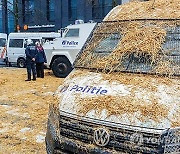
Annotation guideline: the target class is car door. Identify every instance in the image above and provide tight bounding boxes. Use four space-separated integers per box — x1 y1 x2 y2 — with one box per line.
7 38 24 63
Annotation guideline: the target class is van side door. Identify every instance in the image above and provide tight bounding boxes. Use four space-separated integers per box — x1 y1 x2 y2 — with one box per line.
7 39 24 64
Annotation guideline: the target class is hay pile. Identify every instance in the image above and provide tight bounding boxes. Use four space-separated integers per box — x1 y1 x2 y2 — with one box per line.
104 0 180 21
114 23 166 56
76 20 180 75
76 95 168 122
75 0 180 76
92 22 167 71
76 94 179 127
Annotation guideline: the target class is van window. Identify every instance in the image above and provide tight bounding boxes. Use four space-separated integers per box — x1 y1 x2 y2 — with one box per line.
0 38 6 47
65 28 79 37
9 39 23 48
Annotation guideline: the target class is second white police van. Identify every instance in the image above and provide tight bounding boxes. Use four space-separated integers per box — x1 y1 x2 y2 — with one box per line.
7 32 61 68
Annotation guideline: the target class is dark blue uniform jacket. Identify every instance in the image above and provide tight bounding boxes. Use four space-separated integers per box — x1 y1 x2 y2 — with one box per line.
25 45 38 63
35 48 47 63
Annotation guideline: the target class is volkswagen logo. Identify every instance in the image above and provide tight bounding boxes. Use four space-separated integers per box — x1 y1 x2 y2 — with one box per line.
94 128 110 147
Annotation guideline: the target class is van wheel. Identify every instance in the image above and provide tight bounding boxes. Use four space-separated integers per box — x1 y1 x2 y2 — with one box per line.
17 58 26 68
52 57 72 78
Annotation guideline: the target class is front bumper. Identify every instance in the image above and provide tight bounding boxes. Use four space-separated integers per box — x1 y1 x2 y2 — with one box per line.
45 105 180 154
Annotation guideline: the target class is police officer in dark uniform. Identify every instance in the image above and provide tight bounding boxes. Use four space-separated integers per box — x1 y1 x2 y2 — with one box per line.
35 41 47 78
25 39 37 81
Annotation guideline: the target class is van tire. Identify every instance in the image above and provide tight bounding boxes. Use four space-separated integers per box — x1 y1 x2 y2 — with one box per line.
51 57 72 78
17 58 26 68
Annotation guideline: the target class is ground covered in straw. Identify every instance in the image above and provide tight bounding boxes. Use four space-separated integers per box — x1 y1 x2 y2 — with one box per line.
0 67 63 153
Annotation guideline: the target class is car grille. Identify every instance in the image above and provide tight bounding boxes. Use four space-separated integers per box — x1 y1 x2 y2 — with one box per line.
59 111 167 154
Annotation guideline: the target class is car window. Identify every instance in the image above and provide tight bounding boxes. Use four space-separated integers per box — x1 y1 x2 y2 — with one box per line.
65 28 79 37
9 39 23 48
0 38 6 47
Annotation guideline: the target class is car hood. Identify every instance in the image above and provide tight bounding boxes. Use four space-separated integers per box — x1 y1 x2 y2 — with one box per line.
56 69 180 129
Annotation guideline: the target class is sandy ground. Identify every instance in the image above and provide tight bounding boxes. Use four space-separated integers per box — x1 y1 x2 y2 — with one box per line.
0 67 63 154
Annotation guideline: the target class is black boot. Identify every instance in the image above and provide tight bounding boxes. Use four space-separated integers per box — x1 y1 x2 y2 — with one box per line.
32 74 36 81
25 73 31 81
25 79 31 81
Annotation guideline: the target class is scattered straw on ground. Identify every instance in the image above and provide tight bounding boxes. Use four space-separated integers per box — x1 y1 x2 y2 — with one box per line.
0 67 63 154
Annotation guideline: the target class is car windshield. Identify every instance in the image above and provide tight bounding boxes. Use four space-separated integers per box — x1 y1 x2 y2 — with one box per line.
75 20 180 76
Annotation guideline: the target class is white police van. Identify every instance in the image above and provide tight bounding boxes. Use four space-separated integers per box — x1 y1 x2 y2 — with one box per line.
42 21 96 77
45 5 180 154
7 32 61 68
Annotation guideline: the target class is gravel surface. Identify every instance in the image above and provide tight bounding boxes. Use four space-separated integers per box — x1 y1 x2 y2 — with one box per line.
0 67 63 153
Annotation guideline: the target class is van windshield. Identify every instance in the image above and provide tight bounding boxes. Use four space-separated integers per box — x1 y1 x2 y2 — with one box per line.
65 28 79 37
75 20 180 76
0 38 6 47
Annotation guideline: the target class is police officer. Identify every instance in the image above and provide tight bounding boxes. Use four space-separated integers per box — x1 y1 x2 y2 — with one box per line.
25 39 37 81
35 41 47 78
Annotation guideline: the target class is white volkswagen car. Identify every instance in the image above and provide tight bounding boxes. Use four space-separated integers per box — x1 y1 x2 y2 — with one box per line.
45 18 180 154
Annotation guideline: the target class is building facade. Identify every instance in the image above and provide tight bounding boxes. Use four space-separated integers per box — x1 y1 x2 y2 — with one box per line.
0 0 15 33
0 0 129 33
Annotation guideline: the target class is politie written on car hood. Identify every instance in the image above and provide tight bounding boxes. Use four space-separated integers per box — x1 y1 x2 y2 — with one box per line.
56 69 180 129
